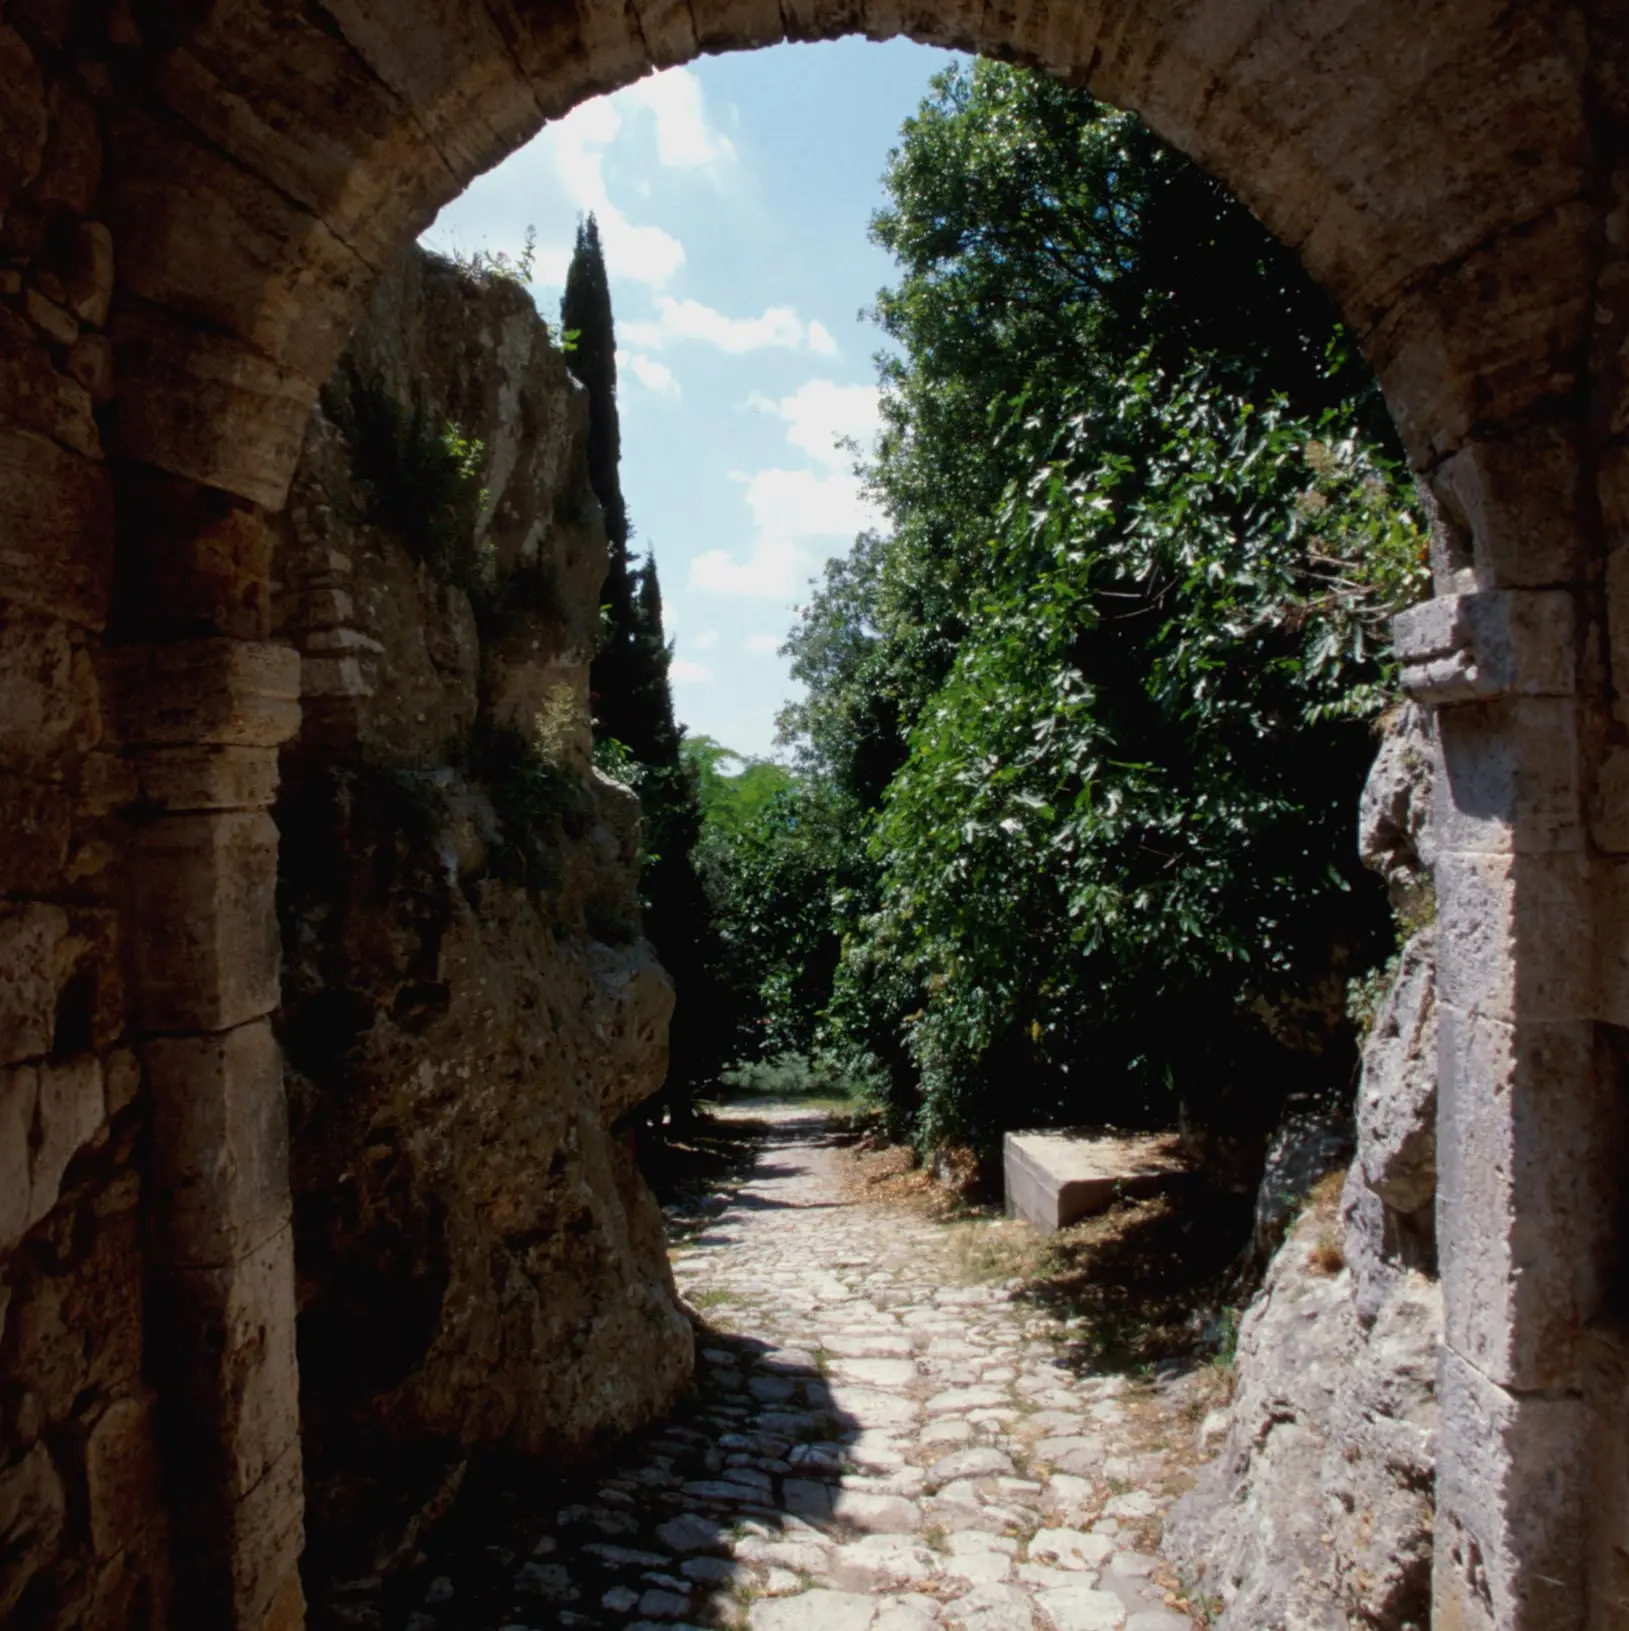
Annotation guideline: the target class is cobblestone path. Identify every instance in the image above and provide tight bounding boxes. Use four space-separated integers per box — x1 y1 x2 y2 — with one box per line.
388 1107 1205 1631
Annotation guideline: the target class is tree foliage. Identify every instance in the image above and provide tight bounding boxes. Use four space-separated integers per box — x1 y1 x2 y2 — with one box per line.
713 61 1431 1152
563 221 727 1124
565 216 643 751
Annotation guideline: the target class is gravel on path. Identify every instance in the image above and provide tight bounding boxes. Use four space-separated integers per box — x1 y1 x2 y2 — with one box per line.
379 1105 1206 1631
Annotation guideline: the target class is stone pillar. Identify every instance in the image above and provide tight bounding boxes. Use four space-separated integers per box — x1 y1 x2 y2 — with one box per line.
1398 435 1629 1630
114 513 306 1629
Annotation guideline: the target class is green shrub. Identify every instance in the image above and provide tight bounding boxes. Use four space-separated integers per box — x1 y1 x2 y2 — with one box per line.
481 726 588 893
337 366 490 588
718 1051 868 1103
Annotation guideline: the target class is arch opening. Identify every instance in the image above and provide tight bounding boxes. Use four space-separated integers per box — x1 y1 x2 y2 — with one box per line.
0 5 1625 1630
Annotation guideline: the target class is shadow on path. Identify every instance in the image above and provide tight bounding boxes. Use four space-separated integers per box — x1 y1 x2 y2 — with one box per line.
323 1107 867 1630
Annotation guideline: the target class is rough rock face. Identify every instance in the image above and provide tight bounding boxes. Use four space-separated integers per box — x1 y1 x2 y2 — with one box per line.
0 19 172 1623
270 249 693 1571
1167 706 1441 1631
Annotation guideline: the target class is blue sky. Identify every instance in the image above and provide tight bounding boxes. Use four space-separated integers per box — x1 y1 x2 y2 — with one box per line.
421 39 961 761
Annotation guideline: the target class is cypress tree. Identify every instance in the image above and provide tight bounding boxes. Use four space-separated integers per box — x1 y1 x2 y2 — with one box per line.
561 215 638 747
559 226 729 1130
625 554 681 766
625 554 728 1126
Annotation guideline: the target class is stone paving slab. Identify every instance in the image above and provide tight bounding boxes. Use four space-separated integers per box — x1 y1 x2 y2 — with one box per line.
376 1106 1202 1630
1003 1131 1189 1233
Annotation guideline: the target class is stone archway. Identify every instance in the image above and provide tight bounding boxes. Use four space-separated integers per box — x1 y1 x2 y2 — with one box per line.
0 4 1624 1629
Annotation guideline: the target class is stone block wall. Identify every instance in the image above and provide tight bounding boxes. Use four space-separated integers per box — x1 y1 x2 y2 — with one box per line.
0 8 171 1624
2 4 1627 1628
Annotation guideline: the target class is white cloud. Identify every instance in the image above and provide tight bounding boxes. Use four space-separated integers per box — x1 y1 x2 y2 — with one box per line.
772 379 883 471
419 68 737 298
744 633 781 654
534 69 733 290
546 101 686 288
622 69 736 170
807 320 838 356
623 352 680 398
691 538 806 599
623 297 839 356
690 381 887 601
670 658 716 684
691 468 884 599
692 629 720 650
739 466 880 538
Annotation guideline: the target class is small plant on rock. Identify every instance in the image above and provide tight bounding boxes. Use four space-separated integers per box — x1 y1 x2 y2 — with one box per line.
339 366 489 588
482 724 589 893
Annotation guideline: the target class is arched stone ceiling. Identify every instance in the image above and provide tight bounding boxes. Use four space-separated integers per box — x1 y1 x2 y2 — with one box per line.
99 0 1610 510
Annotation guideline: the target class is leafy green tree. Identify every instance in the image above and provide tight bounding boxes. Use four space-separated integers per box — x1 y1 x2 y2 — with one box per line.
769 61 1428 1151
685 748 854 1064
831 62 1390 761
841 368 1425 1145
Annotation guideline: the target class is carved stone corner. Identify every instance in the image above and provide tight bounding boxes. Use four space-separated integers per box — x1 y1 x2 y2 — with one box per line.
1394 590 1576 706
113 639 301 753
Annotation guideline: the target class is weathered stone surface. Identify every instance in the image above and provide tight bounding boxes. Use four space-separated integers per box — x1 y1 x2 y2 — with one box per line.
0 1084 171 1622
30 1055 106 1222
1434 697 1583 858
1436 1005 1624 1392
1166 1203 1438 1631
0 306 101 457
1028 1530 1113 1572
1034 1584 1126 1630
119 483 276 643
0 1442 67 1617
65 220 114 327
750 1590 879 1630
116 639 299 748
1355 929 1437 1220
25 286 78 346
160 1223 302 1501
0 771 71 892
0 902 68 1063
929 1447 1016 1488
109 302 319 510
1435 1346 1587 1630
832 1490 923 1533
0 4 1624 1625
273 249 691 1584
173 1437 305 1631
1168 701 1441 1631
144 1020 291 1268
1357 701 1436 910
1433 849 1593 1026
1427 429 1582 592
33 84 101 213
130 811 283 1032
1250 1105 1351 1264
0 1066 33 1247
110 102 376 386
85 1397 163 1560
67 332 114 404
0 26 47 211
0 429 114 628
0 609 76 767
1395 588 1576 705
136 745 281 811
1003 1131 1188 1233
943 1583 1038 1630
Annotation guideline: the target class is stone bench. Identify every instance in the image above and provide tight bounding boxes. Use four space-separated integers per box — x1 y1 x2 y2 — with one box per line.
1003 1129 1190 1232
